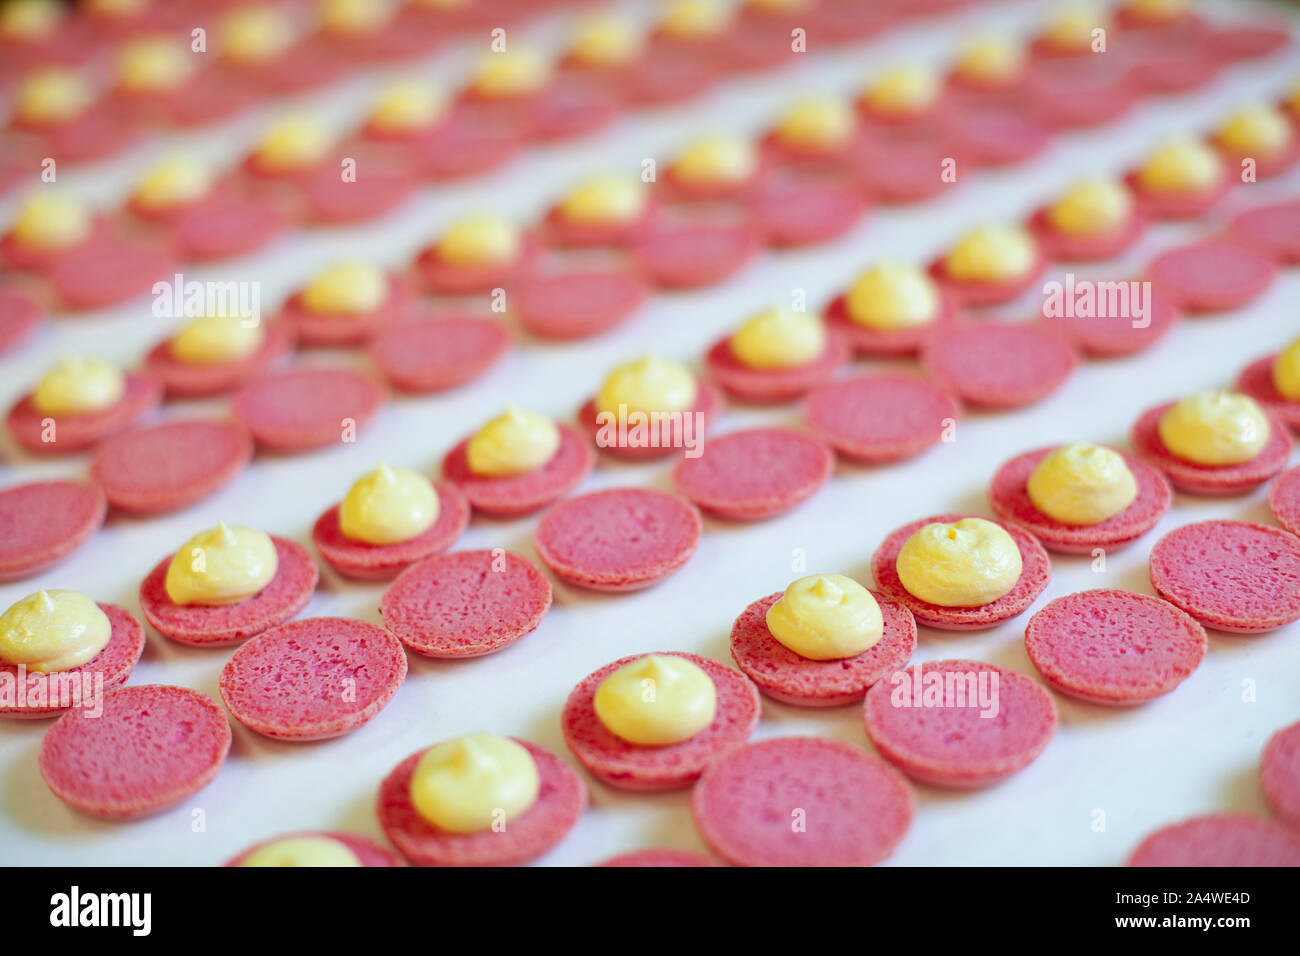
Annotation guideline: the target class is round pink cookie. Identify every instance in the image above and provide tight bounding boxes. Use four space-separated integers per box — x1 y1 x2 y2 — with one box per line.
579 384 721 461
301 163 417 225
1043 287 1178 358
703 332 849 402
746 180 867 248
822 291 960 357
312 483 469 581
1128 814 1300 866
596 849 719 867
946 109 1051 168
0 480 105 581
989 446 1172 553
1027 206 1147 262
143 322 295 398
219 618 406 741
513 270 648 340
173 196 290 262
378 738 586 867
0 288 40 354
39 685 231 820
871 513 1052 630
1261 721 1300 829
1130 401 1291 495
541 203 658 249
846 135 955 204
1236 354 1300 431
280 276 417 347
90 419 253 514
414 237 538 295
1213 131 1300 181
47 238 172 311
1124 171 1229 220
1148 520 1300 633
923 322 1076 408
368 316 511 393
691 736 913 866
1024 65 1136 129
730 590 916 707
863 659 1058 787
225 831 401 867
380 549 551 658
400 111 521 180
0 604 144 719
442 425 592 517
804 374 959 463
234 367 385 452
1229 200 1300 264
633 223 760 289
562 652 760 791
1025 589 1207 705
671 427 833 520
1147 240 1276 313
929 255 1045 309
139 536 318 647
1268 467 1300 536
1209 23 1291 59
7 373 162 454
535 488 702 591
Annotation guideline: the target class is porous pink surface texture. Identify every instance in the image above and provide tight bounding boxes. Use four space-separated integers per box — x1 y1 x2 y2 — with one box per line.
1127 814 1300 866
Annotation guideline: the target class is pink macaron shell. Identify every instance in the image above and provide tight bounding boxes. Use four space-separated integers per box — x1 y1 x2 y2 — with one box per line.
596 849 720 867
143 322 295 399
312 483 470 581
562 652 761 792
945 109 1051 169
139 536 318 647
671 427 833 520
0 288 41 354
541 203 658 249
1146 240 1276 314
414 236 539 296
703 332 849 402
1236 354 1300 432
633 222 760 289
1229 200 1300 264
988 446 1172 554
0 480 105 581
845 135 955 204
1130 402 1292 495
48 238 173 311
1027 206 1147 262
379 549 551 658
579 383 721 462
1261 721 1300 830
1128 814 1300 866
301 163 418 225
1209 22 1291 59
745 179 868 248
1148 520 1300 634
863 659 1058 788
535 488 702 592
280 276 417 348
0 604 144 719
0 218 109 274
398 111 522 180
219 617 406 741
1124 171 1230 220
871 513 1052 631
923 322 1077 409
804 373 959 464
378 739 586 867
225 831 402 867
514 270 648 340
1024 589 1207 705
691 736 913 867
1268 466 1300 536
730 590 917 707
39 684 231 820
368 315 511 394
172 195 291 262
233 367 385 453
90 419 253 514
442 425 593 518
1213 132 1300 181
7 372 162 454
929 254 1046 309
822 291 959 357
1043 287 1179 358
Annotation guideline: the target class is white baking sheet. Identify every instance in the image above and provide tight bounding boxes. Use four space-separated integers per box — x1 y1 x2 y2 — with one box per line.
2 0 1299 866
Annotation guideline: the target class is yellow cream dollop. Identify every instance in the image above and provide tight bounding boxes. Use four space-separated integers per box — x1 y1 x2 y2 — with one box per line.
729 306 826 369
1 0 60 41
410 733 540 833
944 224 1037 282
594 654 717 746
1215 105 1292 157
671 135 758 186
164 523 279 607
466 406 560 477
171 313 265 364
1137 138 1223 194
659 0 730 38
133 155 212 211
955 36 1023 84
559 176 646 225
117 37 194 92
300 261 388 315
1158 391 1271 466
16 68 92 124
896 517 1023 607
1026 443 1138 526
775 96 855 150
321 0 393 35
595 355 698 417
0 590 111 674
570 15 643 66
1122 0 1189 21
10 192 92 251
1043 4 1109 51
32 356 124 415
471 48 551 98
369 80 446 134
220 5 296 63
1272 339 1300 402
845 262 940 330
240 836 362 867
338 463 439 545
1047 178 1133 235
254 116 332 171
437 213 521 266
862 65 939 117
766 574 884 661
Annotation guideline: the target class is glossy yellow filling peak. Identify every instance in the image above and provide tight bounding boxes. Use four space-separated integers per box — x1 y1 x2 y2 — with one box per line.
1158 391 1270 465
594 654 717 746
766 574 884 661
410 733 540 833
32 356 124 415
1026 443 1138 525
339 463 439 545
595 355 697 417
896 517 1022 607
0 589 111 673
466 406 560 477
164 523 279 606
